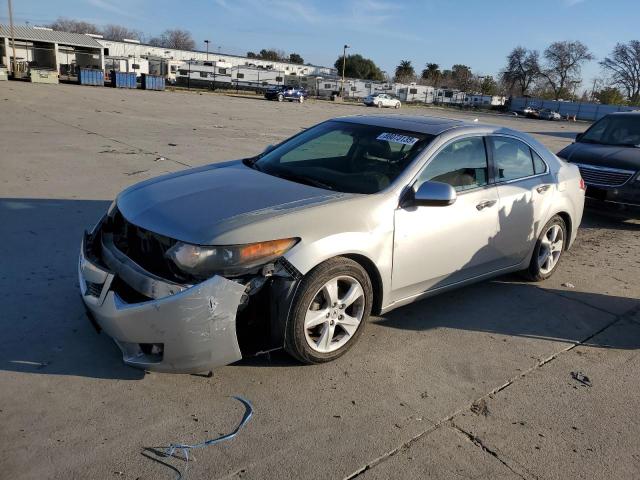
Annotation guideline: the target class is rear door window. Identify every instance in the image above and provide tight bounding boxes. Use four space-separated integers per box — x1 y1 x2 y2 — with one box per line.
490 137 536 182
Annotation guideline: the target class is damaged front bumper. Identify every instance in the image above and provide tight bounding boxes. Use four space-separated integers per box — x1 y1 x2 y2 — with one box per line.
78 233 247 373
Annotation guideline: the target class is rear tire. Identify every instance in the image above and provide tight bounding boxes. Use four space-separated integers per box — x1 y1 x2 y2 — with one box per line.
377 102 382 108
299 96 304 103
523 215 567 281
394 102 401 109
278 94 284 102
284 257 373 364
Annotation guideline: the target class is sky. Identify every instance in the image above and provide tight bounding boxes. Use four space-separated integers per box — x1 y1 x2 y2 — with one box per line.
3 0 640 90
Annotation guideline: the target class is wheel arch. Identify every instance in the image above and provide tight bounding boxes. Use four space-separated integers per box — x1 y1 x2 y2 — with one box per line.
340 253 384 315
552 210 573 250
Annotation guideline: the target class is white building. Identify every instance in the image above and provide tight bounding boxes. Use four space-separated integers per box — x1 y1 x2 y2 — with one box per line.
98 38 335 78
464 94 506 106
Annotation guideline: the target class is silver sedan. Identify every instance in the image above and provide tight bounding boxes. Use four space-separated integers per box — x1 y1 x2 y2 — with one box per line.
79 115 585 373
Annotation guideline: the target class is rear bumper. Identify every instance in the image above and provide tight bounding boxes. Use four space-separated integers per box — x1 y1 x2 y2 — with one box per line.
78 233 246 373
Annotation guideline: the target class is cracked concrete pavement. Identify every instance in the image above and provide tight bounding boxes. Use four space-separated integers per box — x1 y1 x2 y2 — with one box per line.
1 82 639 479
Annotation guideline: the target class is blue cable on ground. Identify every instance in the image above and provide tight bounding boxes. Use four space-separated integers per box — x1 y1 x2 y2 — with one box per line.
148 396 254 479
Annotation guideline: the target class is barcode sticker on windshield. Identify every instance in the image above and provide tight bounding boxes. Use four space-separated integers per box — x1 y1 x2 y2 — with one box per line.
376 132 419 145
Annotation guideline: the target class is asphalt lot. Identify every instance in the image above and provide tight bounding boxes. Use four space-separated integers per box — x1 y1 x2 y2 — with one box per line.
1 81 639 480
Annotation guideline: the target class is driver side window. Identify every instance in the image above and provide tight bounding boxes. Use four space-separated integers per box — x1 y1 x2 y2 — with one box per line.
416 137 489 192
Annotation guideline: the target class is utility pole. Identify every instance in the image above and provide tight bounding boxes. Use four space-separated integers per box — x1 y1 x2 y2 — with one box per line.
8 0 18 77
340 44 350 98
204 40 210 61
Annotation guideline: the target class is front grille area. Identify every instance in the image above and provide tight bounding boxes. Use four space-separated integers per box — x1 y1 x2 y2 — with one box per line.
576 164 635 187
105 209 182 281
85 281 103 297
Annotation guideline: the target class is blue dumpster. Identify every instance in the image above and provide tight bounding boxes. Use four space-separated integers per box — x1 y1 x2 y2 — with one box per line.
110 71 137 89
79 69 104 86
141 73 165 91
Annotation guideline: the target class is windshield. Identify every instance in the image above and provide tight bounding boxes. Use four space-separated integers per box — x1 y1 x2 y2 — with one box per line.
580 115 640 147
250 121 434 193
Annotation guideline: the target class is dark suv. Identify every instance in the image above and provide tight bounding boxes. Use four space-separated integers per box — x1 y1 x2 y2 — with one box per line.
557 112 640 208
264 86 308 103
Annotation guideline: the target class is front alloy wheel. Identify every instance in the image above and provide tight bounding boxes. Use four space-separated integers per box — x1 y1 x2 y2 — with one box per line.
304 276 364 353
285 257 372 363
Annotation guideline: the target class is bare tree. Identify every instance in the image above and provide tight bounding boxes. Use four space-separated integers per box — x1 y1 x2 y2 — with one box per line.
149 29 195 50
500 47 540 96
540 41 594 100
47 17 99 34
600 41 640 105
101 24 141 41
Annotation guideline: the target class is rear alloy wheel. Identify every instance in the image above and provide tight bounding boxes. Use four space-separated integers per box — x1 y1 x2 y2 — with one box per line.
299 96 304 103
394 102 401 109
377 101 382 108
278 94 284 102
285 257 372 364
524 215 566 281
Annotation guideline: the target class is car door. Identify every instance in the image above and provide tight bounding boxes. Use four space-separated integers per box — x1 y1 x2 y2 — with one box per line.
392 135 501 301
487 135 555 267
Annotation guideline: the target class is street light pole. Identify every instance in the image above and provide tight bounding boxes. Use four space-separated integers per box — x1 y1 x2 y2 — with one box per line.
204 40 210 61
340 44 350 98
8 0 18 77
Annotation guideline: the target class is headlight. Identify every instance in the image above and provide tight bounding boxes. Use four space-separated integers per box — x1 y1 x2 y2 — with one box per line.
165 238 298 279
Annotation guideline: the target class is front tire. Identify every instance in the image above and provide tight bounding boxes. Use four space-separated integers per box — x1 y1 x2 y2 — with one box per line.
278 94 284 102
377 102 382 108
299 96 304 103
524 215 567 281
394 102 401 109
284 257 373 364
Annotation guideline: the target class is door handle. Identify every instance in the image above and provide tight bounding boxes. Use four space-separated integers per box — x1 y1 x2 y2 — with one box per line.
476 200 497 211
536 184 551 194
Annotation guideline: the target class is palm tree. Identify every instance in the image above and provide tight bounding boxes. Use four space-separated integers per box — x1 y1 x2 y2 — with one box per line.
421 63 441 86
395 60 415 81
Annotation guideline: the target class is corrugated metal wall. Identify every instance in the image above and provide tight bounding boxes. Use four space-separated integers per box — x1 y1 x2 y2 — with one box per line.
510 97 640 121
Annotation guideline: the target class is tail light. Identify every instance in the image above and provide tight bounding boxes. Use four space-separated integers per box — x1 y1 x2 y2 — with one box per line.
579 178 586 190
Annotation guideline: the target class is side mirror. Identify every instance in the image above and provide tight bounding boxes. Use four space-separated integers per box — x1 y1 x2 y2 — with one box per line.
405 181 457 207
575 133 583 142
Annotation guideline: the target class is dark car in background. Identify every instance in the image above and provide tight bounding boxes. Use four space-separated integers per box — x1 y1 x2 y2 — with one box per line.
557 112 640 209
265 86 308 103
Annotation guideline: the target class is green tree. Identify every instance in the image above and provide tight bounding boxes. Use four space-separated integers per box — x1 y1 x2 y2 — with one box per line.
394 60 415 83
595 87 626 105
289 53 304 64
334 54 384 81
480 76 498 95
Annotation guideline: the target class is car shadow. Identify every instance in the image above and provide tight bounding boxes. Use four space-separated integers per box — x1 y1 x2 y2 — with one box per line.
1 197 637 379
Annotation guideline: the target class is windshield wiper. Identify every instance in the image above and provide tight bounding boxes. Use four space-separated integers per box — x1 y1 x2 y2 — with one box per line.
272 171 335 190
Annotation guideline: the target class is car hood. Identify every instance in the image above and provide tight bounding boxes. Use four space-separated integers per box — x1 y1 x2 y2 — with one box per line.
558 142 640 171
116 161 350 244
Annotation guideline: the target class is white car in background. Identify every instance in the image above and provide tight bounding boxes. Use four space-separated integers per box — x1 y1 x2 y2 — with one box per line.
364 93 401 109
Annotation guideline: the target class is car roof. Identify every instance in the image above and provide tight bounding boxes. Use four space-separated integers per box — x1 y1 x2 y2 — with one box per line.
334 114 474 136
